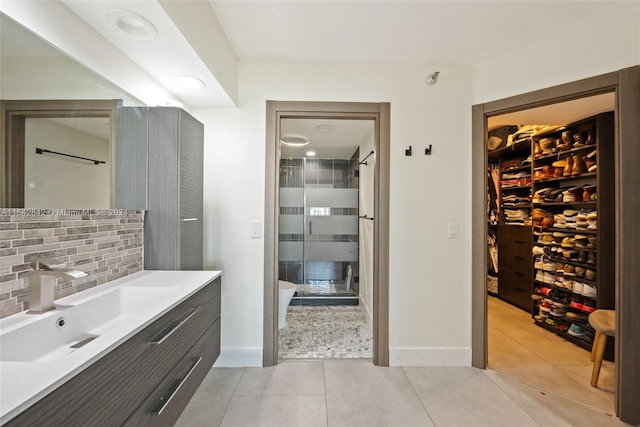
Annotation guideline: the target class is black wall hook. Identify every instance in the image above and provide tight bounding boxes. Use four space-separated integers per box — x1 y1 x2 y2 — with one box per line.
425 145 432 155
405 146 412 156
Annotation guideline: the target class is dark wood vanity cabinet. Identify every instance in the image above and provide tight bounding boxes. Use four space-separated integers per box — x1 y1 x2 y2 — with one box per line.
5 277 221 427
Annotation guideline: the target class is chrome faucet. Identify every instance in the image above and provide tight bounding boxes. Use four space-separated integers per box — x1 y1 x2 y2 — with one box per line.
27 258 88 314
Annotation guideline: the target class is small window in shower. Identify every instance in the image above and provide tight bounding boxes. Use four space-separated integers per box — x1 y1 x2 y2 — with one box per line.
309 207 330 216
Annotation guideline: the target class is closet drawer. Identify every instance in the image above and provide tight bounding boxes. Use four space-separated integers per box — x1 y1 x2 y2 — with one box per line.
124 319 221 427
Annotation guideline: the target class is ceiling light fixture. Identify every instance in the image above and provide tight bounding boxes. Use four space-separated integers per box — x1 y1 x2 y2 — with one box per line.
173 75 207 90
280 135 310 147
426 71 440 86
306 151 316 157
106 9 157 40
315 124 335 133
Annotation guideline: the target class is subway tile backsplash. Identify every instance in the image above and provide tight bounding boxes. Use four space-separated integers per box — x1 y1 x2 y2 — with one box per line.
0 209 144 319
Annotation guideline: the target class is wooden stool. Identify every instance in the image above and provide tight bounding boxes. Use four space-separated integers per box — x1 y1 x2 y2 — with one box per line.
588 309 615 387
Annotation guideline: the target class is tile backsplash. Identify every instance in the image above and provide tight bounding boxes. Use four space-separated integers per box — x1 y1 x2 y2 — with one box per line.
0 209 144 319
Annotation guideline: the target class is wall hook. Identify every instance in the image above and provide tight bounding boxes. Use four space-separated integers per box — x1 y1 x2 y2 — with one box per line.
405 146 412 156
425 145 432 155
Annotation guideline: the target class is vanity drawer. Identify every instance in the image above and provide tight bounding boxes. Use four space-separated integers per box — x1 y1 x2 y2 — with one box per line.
5 277 221 427
124 319 221 427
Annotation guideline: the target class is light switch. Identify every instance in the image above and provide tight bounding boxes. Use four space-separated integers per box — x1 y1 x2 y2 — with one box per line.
448 223 458 238
250 221 262 238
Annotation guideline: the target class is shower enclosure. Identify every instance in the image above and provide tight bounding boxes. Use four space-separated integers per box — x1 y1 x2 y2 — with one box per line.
279 155 359 304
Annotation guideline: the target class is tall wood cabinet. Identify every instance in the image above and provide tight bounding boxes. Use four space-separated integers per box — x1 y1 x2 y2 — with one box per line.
116 107 204 270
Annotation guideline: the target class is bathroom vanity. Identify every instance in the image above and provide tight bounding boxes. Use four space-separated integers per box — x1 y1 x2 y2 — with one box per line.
0 270 221 426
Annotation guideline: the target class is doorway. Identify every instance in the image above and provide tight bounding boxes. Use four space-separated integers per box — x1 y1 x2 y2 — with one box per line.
264 101 390 366
471 67 640 425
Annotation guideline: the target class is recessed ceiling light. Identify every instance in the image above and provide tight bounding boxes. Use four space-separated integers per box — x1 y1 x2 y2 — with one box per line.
315 124 335 133
173 75 207 90
280 135 310 147
306 151 316 157
106 9 157 40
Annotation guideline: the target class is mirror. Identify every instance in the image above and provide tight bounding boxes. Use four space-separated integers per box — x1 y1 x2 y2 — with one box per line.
1 12 144 208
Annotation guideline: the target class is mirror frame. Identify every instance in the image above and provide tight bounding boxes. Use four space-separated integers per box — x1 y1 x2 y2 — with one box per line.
1 99 121 208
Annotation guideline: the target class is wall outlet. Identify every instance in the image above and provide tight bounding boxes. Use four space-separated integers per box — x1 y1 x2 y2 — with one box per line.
250 221 262 238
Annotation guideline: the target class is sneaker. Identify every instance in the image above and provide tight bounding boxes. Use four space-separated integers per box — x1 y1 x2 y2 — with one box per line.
570 296 584 310
543 272 555 284
540 300 552 312
575 235 589 249
534 256 544 269
582 283 597 298
587 252 596 265
542 259 557 272
578 251 588 263
545 318 556 326
563 264 576 276
565 311 589 323
585 269 597 281
575 266 586 278
573 281 584 295
588 237 597 249
581 298 597 313
568 323 585 337
561 237 575 248
536 269 545 282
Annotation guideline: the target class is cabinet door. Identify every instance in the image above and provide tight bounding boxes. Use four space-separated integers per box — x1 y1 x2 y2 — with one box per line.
179 110 204 270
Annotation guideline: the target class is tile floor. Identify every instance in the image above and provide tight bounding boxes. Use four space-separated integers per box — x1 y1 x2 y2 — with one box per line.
488 295 616 416
176 296 626 426
278 305 372 359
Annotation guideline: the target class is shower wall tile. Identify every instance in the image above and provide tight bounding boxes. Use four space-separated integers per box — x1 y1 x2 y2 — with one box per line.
0 209 144 318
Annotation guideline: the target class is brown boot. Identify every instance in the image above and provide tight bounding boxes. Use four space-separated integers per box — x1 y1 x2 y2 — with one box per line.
563 156 573 177
571 154 587 176
583 156 597 172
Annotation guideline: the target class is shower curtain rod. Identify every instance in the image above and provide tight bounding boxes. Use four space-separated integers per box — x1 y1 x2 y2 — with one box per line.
359 150 375 165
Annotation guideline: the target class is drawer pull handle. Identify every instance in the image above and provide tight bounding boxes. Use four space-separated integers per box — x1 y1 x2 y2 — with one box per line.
151 357 203 416
150 307 199 345
181 218 198 222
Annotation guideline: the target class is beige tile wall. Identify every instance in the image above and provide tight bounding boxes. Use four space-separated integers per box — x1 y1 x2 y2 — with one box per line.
0 209 144 318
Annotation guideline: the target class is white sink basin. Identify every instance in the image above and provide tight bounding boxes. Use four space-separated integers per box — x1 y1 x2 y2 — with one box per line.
0 286 179 362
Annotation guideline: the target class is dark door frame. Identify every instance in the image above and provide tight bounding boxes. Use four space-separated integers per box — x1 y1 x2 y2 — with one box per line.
264 101 390 366
1 99 121 208
471 66 640 425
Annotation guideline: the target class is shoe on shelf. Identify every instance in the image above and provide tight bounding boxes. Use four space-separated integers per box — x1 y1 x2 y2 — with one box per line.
588 237 597 249
587 252 596 265
568 323 585 337
563 264 576 276
542 259 557 272
581 298 597 313
582 283 597 298
571 154 587 176
573 281 584 295
563 156 574 177
561 237 576 248
574 234 589 249
583 157 597 173
534 256 544 269
578 251 588 263
585 269 597 281
540 300 552 312
574 266 586 278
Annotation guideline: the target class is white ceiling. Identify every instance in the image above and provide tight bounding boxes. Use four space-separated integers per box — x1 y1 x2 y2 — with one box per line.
209 0 635 63
2 1 636 109
281 118 374 159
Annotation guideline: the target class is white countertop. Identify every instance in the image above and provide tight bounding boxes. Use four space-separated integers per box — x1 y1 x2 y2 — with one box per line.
0 270 221 425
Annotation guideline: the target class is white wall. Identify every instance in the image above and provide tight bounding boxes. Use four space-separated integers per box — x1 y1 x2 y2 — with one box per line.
196 60 474 367
358 131 375 329
197 4 639 369
473 5 640 103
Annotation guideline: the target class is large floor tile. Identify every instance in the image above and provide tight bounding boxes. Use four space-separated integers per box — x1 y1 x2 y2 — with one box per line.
487 371 629 426
220 395 327 427
404 366 538 427
324 361 433 427
234 361 325 396
175 368 243 427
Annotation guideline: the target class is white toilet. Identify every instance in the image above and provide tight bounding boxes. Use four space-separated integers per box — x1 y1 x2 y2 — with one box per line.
278 280 297 330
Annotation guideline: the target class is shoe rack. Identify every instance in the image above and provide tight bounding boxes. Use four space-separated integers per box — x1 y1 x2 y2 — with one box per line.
487 112 615 352
530 112 615 352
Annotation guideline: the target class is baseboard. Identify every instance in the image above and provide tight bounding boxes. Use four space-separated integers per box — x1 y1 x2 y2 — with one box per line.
389 348 472 367
213 348 263 367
